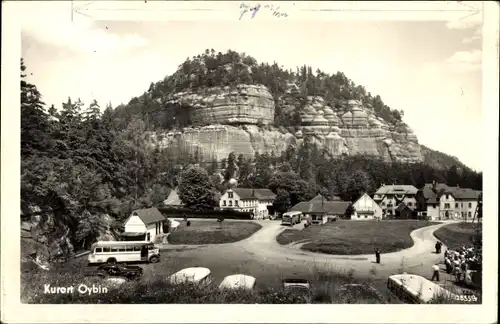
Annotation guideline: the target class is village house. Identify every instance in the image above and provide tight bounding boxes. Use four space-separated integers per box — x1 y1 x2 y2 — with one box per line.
423 181 481 220
219 188 276 219
290 194 352 225
351 193 383 220
121 207 167 242
373 184 418 218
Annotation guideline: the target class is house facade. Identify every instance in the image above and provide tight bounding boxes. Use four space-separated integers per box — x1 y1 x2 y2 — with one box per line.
423 182 481 220
290 195 352 225
219 188 276 219
352 193 383 220
122 207 167 242
373 185 418 218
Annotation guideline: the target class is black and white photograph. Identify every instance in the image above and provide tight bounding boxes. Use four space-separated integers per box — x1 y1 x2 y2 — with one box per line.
1 1 498 323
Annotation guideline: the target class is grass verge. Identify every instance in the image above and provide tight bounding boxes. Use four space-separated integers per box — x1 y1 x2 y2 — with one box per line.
276 220 439 255
434 222 480 251
167 220 262 245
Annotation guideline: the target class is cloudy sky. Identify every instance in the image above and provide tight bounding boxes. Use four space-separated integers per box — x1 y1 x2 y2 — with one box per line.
20 1 484 171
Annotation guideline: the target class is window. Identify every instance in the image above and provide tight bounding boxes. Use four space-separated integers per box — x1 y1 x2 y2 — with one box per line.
468 203 472 208
126 247 134 252
468 212 471 217
103 247 110 252
381 202 385 206
461 203 463 208
445 203 450 209
223 200 226 206
461 212 464 217
455 203 458 208
95 247 103 253
408 202 412 207
446 194 449 199
118 248 126 252
111 247 119 252
229 201 233 206
235 200 239 206
134 246 141 251
228 192 234 198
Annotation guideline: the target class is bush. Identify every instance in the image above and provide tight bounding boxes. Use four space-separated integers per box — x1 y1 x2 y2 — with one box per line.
158 207 253 220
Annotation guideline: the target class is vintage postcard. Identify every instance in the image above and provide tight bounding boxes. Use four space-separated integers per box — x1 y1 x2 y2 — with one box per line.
1 0 498 323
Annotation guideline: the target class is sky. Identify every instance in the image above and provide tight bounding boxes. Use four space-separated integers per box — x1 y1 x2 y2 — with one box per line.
20 2 484 171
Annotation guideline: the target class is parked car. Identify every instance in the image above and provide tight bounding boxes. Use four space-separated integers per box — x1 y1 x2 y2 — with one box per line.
282 278 311 291
96 263 143 280
168 267 212 287
219 274 256 290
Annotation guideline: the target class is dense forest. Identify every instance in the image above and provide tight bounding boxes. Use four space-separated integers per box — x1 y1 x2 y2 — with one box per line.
20 50 482 254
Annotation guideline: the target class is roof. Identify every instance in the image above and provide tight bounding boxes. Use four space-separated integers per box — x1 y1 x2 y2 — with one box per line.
290 201 351 214
310 194 327 202
230 188 276 201
219 274 256 289
375 185 418 195
396 202 413 212
424 183 481 201
422 187 438 204
130 207 166 225
163 189 183 206
169 267 211 284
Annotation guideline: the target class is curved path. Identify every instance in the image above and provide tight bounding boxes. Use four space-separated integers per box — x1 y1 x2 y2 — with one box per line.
159 219 455 279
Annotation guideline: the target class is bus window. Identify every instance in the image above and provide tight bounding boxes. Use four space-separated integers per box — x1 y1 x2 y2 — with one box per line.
95 247 103 253
111 247 119 252
103 247 110 253
126 247 134 252
118 248 126 252
133 246 141 251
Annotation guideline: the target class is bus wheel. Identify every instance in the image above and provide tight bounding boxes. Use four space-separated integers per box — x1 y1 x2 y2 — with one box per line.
149 256 159 263
107 258 117 264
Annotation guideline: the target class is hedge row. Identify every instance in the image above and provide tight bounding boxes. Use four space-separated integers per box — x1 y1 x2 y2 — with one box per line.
157 207 253 220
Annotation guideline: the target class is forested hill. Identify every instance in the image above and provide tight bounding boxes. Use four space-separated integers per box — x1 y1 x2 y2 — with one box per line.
20 51 482 258
109 49 405 131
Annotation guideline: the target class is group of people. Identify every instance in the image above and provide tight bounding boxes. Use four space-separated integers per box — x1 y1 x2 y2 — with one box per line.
443 245 479 283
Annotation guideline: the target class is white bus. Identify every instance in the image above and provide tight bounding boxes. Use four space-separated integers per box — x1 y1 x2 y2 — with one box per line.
88 241 160 265
168 267 213 287
219 274 256 290
387 274 458 304
282 211 303 226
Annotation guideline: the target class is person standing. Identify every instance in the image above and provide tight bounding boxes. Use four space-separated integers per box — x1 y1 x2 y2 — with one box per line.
375 248 381 264
431 264 440 281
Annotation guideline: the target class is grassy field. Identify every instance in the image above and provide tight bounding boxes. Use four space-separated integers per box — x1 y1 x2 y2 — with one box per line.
276 220 439 255
167 220 262 245
434 222 480 250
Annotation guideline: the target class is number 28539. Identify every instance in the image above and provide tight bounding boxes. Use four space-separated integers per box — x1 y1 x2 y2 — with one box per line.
455 295 478 302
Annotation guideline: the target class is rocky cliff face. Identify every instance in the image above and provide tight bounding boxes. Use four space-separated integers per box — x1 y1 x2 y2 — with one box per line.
151 84 423 163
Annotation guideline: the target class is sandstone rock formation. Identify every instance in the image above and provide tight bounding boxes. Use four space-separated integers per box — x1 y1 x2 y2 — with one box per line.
167 84 274 126
151 84 423 163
